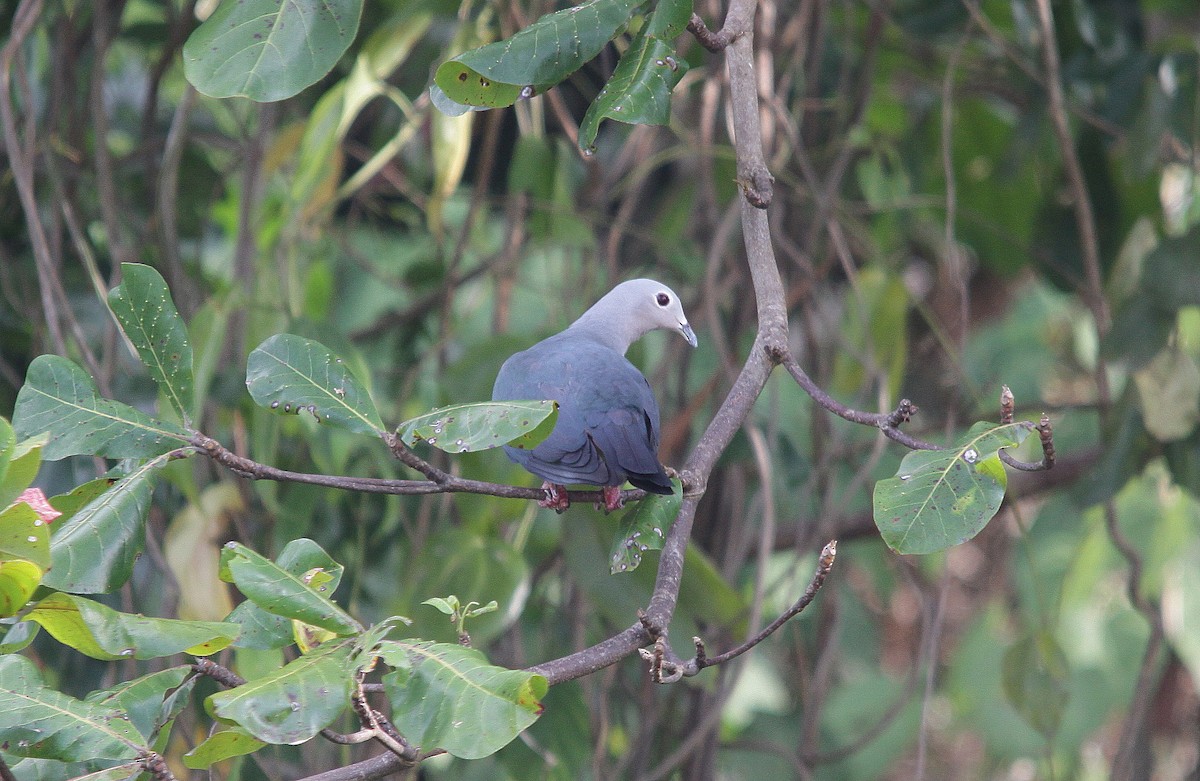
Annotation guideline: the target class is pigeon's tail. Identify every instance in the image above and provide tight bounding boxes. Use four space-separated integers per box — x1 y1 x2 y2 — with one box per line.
627 470 675 495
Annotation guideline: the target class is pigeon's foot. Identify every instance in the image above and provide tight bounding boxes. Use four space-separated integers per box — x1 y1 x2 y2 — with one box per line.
599 485 624 513
538 482 571 513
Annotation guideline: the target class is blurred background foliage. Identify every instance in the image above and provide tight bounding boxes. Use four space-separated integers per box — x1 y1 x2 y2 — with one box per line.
2 0 1200 778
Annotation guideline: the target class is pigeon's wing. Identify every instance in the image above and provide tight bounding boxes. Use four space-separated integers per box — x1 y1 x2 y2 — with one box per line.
493 335 671 492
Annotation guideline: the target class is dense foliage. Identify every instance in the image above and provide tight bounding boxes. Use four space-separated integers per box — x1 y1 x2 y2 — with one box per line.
2 0 1200 779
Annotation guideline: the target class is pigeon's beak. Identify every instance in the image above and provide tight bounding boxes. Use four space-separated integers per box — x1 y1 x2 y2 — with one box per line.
680 322 698 348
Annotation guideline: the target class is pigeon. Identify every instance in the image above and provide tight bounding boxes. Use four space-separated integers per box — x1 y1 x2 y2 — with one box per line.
492 279 698 512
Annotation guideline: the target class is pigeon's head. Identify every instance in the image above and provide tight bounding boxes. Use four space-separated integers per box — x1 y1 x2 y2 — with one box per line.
597 278 698 350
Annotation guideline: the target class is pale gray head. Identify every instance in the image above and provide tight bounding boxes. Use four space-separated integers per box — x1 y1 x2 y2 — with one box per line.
569 278 698 354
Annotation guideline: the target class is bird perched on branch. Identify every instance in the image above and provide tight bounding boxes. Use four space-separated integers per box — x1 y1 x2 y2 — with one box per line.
492 279 698 512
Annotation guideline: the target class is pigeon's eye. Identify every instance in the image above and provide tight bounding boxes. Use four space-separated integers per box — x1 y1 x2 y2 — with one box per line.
656 292 670 307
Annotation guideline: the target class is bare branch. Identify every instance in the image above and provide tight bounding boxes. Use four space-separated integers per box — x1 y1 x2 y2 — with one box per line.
674 540 836 676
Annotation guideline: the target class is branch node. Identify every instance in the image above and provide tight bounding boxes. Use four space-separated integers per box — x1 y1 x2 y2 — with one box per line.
1000 385 1015 424
692 636 707 667
686 13 729 52
1037 413 1055 468
884 399 919 429
192 658 245 688
739 168 774 209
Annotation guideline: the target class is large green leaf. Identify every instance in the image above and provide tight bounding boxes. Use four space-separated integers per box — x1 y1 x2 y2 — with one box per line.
434 0 642 109
207 639 356 745
380 640 546 759
873 422 1032 554
578 33 689 152
609 480 681 573
108 263 195 425
183 0 364 102
12 355 190 460
86 667 191 742
0 655 144 763
42 459 166 594
26 593 238 661
246 334 384 435
397 400 558 453
220 541 362 636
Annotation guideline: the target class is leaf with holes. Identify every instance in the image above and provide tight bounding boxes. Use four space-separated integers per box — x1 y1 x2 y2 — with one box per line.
0 655 144 764
108 263 195 424
610 481 681 573
433 62 524 109
219 541 361 636
434 0 642 109
183 0 363 102
13 356 190 460
872 421 1032 554
380 640 546 759
206 639 356 745
247 334 384 435
397 400 558 453
577 0 691 154
26 593 238 661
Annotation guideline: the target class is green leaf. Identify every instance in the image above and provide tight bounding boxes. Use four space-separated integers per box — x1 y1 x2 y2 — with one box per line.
183 727 267 769
0 433 48 510
873 421 1033 554
247 334 384 435
225 539 347 650
421 596 457 616
397 400 558 453
207 639 356 745
0 621 39 654
1133 347 1200 442
643 0 693 38
380 640 546 759
87 667 191 742
13 355 190 460
435 0 642 109
578 34 689 153
225 600 292 650
42 458 167 594
220 541 362 636
1142 226 1200 311
0 655 144 763
183 0 364 102
610 481 682 573
433 62 524 109
26 593 239 661
108 263 195 425
1001 632 1069 739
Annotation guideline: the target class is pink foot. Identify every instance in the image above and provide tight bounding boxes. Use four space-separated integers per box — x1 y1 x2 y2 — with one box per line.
538 482 571 513
599 485 624 513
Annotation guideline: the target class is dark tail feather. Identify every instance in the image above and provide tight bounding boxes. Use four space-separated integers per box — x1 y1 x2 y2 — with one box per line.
628 469 675 495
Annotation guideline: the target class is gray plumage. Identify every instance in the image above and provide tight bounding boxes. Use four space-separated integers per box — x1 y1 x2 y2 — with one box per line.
492 279 697 503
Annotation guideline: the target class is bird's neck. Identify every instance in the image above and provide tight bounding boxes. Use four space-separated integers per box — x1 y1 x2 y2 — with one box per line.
567 300 646 354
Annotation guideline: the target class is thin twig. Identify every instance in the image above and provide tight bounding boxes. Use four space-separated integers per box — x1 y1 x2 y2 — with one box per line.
1033 0 1108 334
681 540 835 674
